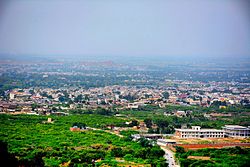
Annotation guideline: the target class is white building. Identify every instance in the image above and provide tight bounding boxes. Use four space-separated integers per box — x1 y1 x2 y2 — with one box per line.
127 102 144 109
175 126 224 138
223 125 250 138
157 139 176 146
9 92 15 100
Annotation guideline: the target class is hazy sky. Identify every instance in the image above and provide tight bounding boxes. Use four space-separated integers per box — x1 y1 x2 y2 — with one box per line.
0 0 249 58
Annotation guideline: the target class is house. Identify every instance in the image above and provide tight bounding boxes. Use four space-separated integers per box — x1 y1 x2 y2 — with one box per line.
21 107 32 113
151 123 158 130
137 121 148 133
42 117 54 123
7 104 17 112
175 111 186 117
70 125 89 132
70 126 81 131
106 124 115 130
51 111 69 116
127 102 144 109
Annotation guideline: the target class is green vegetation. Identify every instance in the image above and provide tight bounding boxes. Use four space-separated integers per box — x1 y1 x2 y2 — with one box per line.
119 104 250 132
0 114 167 166
119 130 139 141
175 146 250 167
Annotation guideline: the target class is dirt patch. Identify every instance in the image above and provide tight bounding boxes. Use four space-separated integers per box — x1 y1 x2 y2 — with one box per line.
176 143 250 150
187 156 210 160
171 136 250 144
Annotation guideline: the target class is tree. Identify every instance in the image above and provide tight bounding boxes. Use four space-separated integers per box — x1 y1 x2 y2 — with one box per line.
96 108 113 116
29 89 35 95
130 120 139 126
0 141 18 167
162 92 170 99
31 103 38 111
149 146 165 158
144 119 153 128
59 96 67 103
138 138 152 147
74 94 83 103
73 122 86 129
175 146 185 154
52 107 57 112
110 147 124 157
155 119 169 133
40 92 49 97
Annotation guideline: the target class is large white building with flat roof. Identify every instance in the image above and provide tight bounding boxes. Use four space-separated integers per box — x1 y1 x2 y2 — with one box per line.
175 126 224 138
223 125 250 138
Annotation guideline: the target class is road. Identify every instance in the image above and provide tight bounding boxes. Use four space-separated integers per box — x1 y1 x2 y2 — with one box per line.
160 146 180 167
92 127 178 166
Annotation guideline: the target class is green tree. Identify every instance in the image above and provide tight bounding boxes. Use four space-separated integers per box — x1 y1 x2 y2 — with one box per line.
144 118 153 128
74 94 83 103
0 141 18 167
162 92 170 99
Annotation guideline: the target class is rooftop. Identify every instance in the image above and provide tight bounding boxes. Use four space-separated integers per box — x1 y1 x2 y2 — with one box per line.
223 125 250 130
175 129 224 132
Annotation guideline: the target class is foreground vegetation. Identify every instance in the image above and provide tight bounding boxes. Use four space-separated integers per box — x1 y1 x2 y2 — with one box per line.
0 114 166 166
1 104 250 166
175 146 250 167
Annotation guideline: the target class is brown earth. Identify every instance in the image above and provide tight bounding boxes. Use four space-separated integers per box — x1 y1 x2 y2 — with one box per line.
175 143 250 150
187 156 210 160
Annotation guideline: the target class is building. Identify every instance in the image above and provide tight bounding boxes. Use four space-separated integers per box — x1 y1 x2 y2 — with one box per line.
70 126 90 132
157 139 176 146
138 121 148 133
175 110 186 117
70 126 81 131
223 125 250 138
132 134 163 140
9 92 16 100
175 126 224 138
47 118 52 123
127 102 144 109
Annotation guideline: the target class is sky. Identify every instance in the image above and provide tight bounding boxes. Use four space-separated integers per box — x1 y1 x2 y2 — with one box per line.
0 0 249 60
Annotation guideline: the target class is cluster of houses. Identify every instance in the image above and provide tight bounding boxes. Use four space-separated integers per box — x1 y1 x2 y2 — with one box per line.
1 80 249 113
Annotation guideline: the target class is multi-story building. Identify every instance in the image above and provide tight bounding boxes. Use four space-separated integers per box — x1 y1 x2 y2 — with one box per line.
175 126 224 138
223 125 250 138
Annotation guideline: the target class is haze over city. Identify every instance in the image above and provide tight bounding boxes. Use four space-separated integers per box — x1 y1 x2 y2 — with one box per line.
0 0 249 61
